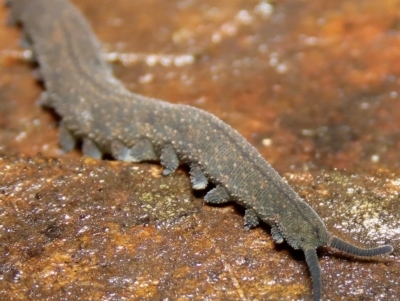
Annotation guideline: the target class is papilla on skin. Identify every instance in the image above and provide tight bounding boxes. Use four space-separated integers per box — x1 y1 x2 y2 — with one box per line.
5 0 394 300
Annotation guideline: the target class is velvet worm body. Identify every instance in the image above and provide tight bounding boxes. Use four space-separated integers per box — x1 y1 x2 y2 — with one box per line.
6 0 393 300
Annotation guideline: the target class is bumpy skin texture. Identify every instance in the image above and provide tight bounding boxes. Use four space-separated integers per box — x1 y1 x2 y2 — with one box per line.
7 1 393 300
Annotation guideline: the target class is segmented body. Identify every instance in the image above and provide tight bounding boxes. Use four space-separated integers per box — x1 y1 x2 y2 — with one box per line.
9 0 321 236
7 1 393 300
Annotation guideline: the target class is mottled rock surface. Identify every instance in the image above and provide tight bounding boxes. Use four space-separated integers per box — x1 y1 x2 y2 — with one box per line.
0 0 399 300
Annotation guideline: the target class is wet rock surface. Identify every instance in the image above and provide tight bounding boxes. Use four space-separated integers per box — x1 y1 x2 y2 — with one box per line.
0 0 399 300
0 154 398 300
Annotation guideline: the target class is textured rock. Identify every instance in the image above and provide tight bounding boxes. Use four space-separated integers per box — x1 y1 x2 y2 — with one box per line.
0 0 399 300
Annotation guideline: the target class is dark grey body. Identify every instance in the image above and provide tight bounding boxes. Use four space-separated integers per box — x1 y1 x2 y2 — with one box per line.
7 1 393 300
